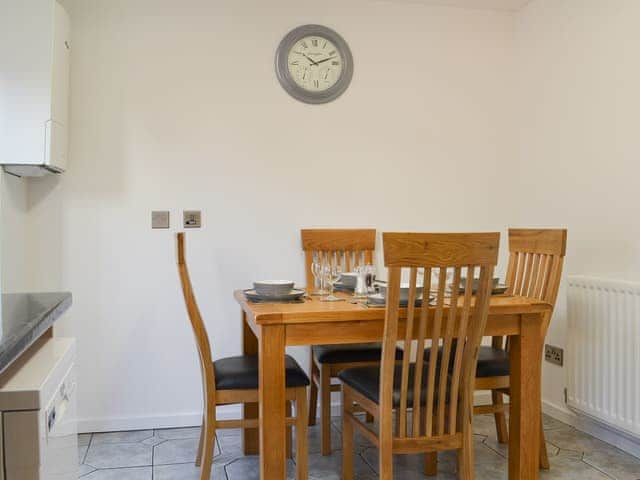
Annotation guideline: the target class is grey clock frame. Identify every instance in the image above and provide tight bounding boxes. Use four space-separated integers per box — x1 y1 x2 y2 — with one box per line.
275 24 354 104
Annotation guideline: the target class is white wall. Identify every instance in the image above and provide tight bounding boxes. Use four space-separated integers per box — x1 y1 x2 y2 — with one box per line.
42 0 516 431
0 172 30 293
513 0 640 422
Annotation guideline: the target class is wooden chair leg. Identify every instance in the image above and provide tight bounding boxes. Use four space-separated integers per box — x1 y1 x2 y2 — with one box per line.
199 406 216 480
491 390 509 444
457 399 474 480
286 401 293 459
342 388 354 480
320 365 332 456
457 429 474 480
295 388 309 480
424 452 438 476
308 353 319 426
195 415 205 466
539 415 550 469
379 414 394 480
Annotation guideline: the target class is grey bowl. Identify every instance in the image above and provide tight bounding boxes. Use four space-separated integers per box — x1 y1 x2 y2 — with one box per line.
378 283 424 302
459 277 500 292
253 280 295 297
339 273 359 288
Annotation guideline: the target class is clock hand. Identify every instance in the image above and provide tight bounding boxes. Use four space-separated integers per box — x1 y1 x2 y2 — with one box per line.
315 56 338 65
300 53 319 66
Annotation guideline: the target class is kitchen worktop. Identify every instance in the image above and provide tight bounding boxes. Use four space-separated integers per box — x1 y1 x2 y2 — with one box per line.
0 292 72 375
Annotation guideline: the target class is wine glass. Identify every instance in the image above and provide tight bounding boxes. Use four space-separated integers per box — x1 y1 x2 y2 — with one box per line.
311 255 328 295
322 261 343 302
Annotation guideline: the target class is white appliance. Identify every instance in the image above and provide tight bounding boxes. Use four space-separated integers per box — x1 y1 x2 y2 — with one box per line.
0 338 77 479
0 0 71 177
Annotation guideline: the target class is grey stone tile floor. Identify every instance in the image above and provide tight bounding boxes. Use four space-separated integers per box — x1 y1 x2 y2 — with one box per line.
78 414 640 479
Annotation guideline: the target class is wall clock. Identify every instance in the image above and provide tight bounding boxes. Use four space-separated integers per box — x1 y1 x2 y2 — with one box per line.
275 25 354 104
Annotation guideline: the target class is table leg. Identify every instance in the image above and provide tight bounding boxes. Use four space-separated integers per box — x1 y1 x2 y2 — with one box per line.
259 324 287 480
242 311 260 455
509 313 544 480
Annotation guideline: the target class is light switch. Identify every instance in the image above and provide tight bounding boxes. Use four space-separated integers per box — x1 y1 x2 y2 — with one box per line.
151 211 170 229
183 210 202 228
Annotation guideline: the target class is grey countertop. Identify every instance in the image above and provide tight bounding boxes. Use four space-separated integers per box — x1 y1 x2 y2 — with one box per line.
0 292 72 375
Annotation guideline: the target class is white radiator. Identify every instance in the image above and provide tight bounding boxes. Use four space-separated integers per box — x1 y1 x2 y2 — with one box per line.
567 275 640 439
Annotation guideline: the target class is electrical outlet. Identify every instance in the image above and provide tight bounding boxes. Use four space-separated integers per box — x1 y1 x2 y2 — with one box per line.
545 344 564 366
183 210 202 229
151 211 170 229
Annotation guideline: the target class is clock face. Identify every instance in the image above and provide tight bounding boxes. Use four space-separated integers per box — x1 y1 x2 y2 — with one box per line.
286 36 344 92
275 25 353 104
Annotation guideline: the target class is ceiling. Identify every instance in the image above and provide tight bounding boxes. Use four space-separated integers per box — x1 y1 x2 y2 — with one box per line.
383 0 531 11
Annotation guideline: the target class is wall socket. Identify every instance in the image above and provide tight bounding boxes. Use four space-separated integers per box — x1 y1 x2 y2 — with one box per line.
183 210 202 228
151 211 170 229
545 344 564 366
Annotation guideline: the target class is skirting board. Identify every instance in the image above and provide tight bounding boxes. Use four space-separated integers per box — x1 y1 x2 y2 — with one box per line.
78 393 495 434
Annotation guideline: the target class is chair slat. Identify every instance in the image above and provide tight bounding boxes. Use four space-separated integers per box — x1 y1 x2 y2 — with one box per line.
437 266 461 435
513 252 526 295
521 252 535 296
448 267 475 434
505 252 517 295
424 269 447 437
526 253 541 297
532 253 547 298
398 267 418 437
412 267 432 435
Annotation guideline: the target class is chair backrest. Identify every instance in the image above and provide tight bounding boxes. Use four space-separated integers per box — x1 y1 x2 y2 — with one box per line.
177 233 216 405
381 232 499 440
505 229 567 307
301 229 376 287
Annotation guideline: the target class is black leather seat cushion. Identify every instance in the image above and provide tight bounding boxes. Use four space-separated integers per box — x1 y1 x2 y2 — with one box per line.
313 343 402 364
424 345 510 378
338 364 448 406
214 355 310 390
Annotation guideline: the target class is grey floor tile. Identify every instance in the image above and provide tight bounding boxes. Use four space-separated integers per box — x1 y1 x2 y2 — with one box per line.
155 426 202 440
483 435 560 460
545 427 614 454
153 462 228 479
543 414 570 431
307 451 377 480
542 453 613 479
81 466 152 480
78 434 92 446
141 436 166 447
583 447 640 480
292 423 343 455
153 437 221 465
474 461 508 480
79 464 96 477
473 413 503 438
84 443 152 469
91 430 154 445
224 456 295 480
78 445 89 464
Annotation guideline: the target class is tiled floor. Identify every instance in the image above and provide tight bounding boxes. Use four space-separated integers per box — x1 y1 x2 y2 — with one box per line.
78 414 640 479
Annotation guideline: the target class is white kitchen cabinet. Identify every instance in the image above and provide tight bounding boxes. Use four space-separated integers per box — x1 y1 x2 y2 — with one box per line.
0 0 71 177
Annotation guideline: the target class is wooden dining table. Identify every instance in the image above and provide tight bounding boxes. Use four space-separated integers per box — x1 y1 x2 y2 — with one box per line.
234 289 552 480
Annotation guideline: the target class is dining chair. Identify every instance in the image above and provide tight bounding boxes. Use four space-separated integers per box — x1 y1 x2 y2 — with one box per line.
425 228 567 474
340 232 499 480
302 228 388 456
177 232 310 480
